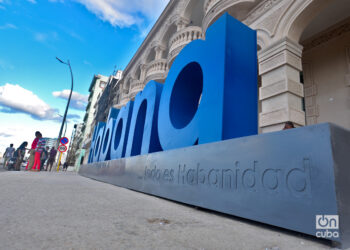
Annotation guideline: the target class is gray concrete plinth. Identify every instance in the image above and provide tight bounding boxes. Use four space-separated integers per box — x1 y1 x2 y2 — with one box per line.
0 171 333 250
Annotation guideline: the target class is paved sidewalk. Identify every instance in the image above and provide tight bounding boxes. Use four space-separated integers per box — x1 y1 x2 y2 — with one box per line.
0 171 332 250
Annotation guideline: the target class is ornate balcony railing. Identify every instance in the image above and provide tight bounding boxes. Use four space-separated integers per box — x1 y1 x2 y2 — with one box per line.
120 93 129 103
168 26 203 65
145 59 168 83
129 79 144 96
115 90 130 109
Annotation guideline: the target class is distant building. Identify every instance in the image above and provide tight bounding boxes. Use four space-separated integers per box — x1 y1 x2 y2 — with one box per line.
65 124 81 164
65 123 84 168
94 70 123 125
80 74 108 164
43 138 57 149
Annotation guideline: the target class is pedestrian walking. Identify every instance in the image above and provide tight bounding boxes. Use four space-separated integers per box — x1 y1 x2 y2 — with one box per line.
31 135 46 172
14 142 28 171
40 146 49 171
26 131 41 170
47 147 57 171
3 144 15 169
63 162 68 171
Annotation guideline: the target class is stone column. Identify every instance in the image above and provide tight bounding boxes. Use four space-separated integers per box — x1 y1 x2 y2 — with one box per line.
175 16 189 31
140 64 147 82
155 45 166 60
258 38 305 133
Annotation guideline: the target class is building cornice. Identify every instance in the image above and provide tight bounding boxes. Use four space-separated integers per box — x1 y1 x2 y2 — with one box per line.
122 0 178 77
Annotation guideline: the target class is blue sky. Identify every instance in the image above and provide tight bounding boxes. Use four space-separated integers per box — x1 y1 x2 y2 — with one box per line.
0 0 169 153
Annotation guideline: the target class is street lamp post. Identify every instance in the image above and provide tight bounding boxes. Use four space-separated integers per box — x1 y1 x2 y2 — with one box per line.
56 114 68 138
56 57 73 148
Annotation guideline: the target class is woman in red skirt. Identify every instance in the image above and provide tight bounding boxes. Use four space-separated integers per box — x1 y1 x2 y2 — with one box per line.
31 134 46 172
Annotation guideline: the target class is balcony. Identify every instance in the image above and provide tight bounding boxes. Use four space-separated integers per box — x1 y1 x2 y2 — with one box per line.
115 91 129 109
168 26 203 65
129 79 144 97
145 59 168 83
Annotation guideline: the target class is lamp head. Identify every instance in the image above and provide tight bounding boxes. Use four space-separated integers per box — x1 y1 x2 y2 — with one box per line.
56 57 66 64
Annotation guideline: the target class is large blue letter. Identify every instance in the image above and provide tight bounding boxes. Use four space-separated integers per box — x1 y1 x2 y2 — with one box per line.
157 13 257 151
91 122 106 163
110 101 133 159
99 108 120 162
125 81 163 157
87 125 99 163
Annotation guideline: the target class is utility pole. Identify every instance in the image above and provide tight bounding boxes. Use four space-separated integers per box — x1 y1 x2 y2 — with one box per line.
55 57 73 148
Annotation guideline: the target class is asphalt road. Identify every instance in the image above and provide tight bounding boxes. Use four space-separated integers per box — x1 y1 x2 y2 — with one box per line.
0 170 334 250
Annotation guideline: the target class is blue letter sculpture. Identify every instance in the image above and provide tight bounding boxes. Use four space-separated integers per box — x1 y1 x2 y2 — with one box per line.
125 81 163 157
157 13 257 150
90 122 105 163
82 14 350 248
110 101 133 159
99 108 119 161
89 13 257 161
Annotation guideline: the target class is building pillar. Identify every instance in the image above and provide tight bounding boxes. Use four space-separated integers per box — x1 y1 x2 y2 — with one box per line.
140 64 147 82
258 38 305 133
175 16 189 31
155 45 166 60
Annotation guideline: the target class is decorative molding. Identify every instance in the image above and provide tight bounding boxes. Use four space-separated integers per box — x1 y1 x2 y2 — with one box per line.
302 62 318 125
254 0 293 37
259 78 303 101
204 0 220 15
258 37 303 74
259 107 305 127
202 0 261 33
302 17 350 52
244 0 283 25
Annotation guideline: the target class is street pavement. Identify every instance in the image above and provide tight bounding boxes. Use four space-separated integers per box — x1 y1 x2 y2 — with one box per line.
0 169 334 250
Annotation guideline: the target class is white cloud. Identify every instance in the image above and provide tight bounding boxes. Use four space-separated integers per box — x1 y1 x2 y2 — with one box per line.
0 59 14 70
34 31 58 43
83 60 92 66
52 89 88 110
74 0 169 27
34 33 47 42
0 23 17 30
0 132 12 137
0 83 59 120
27 0 37 3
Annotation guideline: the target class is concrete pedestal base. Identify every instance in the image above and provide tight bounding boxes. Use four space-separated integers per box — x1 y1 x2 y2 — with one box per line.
79 123 350 248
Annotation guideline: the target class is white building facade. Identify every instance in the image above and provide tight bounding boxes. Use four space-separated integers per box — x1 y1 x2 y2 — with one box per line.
81 74 108 164
110 0 350 133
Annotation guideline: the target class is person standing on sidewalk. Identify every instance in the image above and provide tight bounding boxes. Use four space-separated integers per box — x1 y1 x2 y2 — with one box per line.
46 147 57 171
14 142 28 171
40 146 49 171
26 131 41 171
3 144 15 169
31 134 46 172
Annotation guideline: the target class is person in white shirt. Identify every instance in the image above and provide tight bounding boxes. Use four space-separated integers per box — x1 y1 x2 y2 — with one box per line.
3 144 15 169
